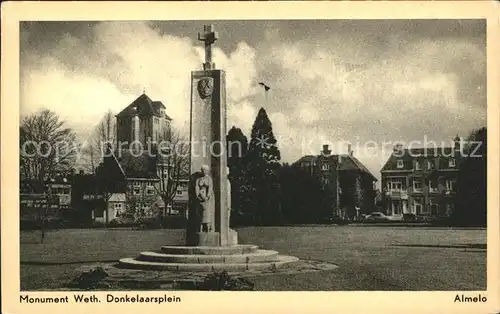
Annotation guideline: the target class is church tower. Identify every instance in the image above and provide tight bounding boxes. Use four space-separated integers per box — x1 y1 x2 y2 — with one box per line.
115 93 172 149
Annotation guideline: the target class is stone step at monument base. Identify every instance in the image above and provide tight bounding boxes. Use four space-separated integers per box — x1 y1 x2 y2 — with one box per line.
118 254 299 272
137 249 279 264
160 244 259 255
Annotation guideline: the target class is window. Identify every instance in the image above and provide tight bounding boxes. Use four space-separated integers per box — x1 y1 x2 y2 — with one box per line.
114 203 122 209
321 164 329 171
389 179 405 191
146 182 153 187
449 158 456 168
428 180 438 193
133 181 141 186
445 180 456 192
133 187 140 195
177 190 183 195
427 160 434 170
414 161 421 170
413 180 422 192
397 160 404 169
146 187 155 195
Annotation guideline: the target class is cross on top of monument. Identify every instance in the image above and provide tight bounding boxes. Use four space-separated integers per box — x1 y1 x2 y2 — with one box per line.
198 24 219 70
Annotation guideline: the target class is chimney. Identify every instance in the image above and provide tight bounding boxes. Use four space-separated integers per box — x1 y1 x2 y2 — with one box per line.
348 144 353 156
454 135 462 151
322 144 331 156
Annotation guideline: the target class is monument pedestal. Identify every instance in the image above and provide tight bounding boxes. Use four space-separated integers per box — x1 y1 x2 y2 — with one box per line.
118 244 299 272
196 232 220 247
228 229 238 245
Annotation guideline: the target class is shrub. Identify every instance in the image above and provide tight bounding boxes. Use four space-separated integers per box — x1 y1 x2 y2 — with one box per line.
194 271 254 291
67 267 109 290
135 217 163 230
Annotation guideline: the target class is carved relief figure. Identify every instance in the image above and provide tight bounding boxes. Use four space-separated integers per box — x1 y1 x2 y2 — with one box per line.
195 164 214 232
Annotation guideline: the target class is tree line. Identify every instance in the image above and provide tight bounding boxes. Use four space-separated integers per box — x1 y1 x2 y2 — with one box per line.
20 108 488 227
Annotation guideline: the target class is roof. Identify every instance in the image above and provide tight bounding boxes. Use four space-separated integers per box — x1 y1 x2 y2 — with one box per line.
116 93 172 120
341 154 377 181
108 193 126 202
71 174 99 192
114 149 160 179
294 155 317 165
381 147 459 172
293 153 377 181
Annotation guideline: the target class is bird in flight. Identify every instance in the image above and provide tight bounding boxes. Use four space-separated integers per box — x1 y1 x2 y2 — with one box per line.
258 82 271 91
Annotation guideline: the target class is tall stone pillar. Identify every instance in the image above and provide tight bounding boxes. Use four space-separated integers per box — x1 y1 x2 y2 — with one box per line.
186 25 234 247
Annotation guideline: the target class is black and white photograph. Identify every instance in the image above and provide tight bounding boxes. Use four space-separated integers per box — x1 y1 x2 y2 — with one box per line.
2 2 499 313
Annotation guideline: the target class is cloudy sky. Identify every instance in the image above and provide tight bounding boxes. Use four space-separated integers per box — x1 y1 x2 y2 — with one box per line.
20 20 486 182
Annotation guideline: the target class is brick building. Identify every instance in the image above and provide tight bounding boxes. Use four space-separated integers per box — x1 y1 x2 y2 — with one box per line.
380 138 461 218
116 93 172 147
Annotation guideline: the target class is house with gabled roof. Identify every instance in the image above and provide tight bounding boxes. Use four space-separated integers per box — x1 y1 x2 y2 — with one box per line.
293 144 378 219
380 137 462 218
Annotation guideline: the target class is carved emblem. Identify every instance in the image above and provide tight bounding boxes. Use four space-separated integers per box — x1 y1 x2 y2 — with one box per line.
197 77 214 98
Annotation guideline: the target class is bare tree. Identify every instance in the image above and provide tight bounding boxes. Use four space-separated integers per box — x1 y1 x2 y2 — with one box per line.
80 110 116 174
20 109 78 182
20 109 77 242
155 129 190 215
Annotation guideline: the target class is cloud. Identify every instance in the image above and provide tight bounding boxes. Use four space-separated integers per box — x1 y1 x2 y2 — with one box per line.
20 22 260 137
20 21 486 184
228 100 256 136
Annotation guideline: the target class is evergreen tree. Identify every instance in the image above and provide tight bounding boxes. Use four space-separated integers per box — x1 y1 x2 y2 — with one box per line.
246 108 283 225
247 108 281 166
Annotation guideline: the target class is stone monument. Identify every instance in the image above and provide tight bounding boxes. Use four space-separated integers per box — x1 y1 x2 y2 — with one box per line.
185 24 234 247
118 25 297 272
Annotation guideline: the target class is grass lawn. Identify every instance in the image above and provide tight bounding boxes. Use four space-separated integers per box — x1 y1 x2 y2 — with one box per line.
20 226 486 291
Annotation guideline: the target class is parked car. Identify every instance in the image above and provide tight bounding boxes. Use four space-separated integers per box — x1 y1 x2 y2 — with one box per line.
364 212 390 221
387 215 403 221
